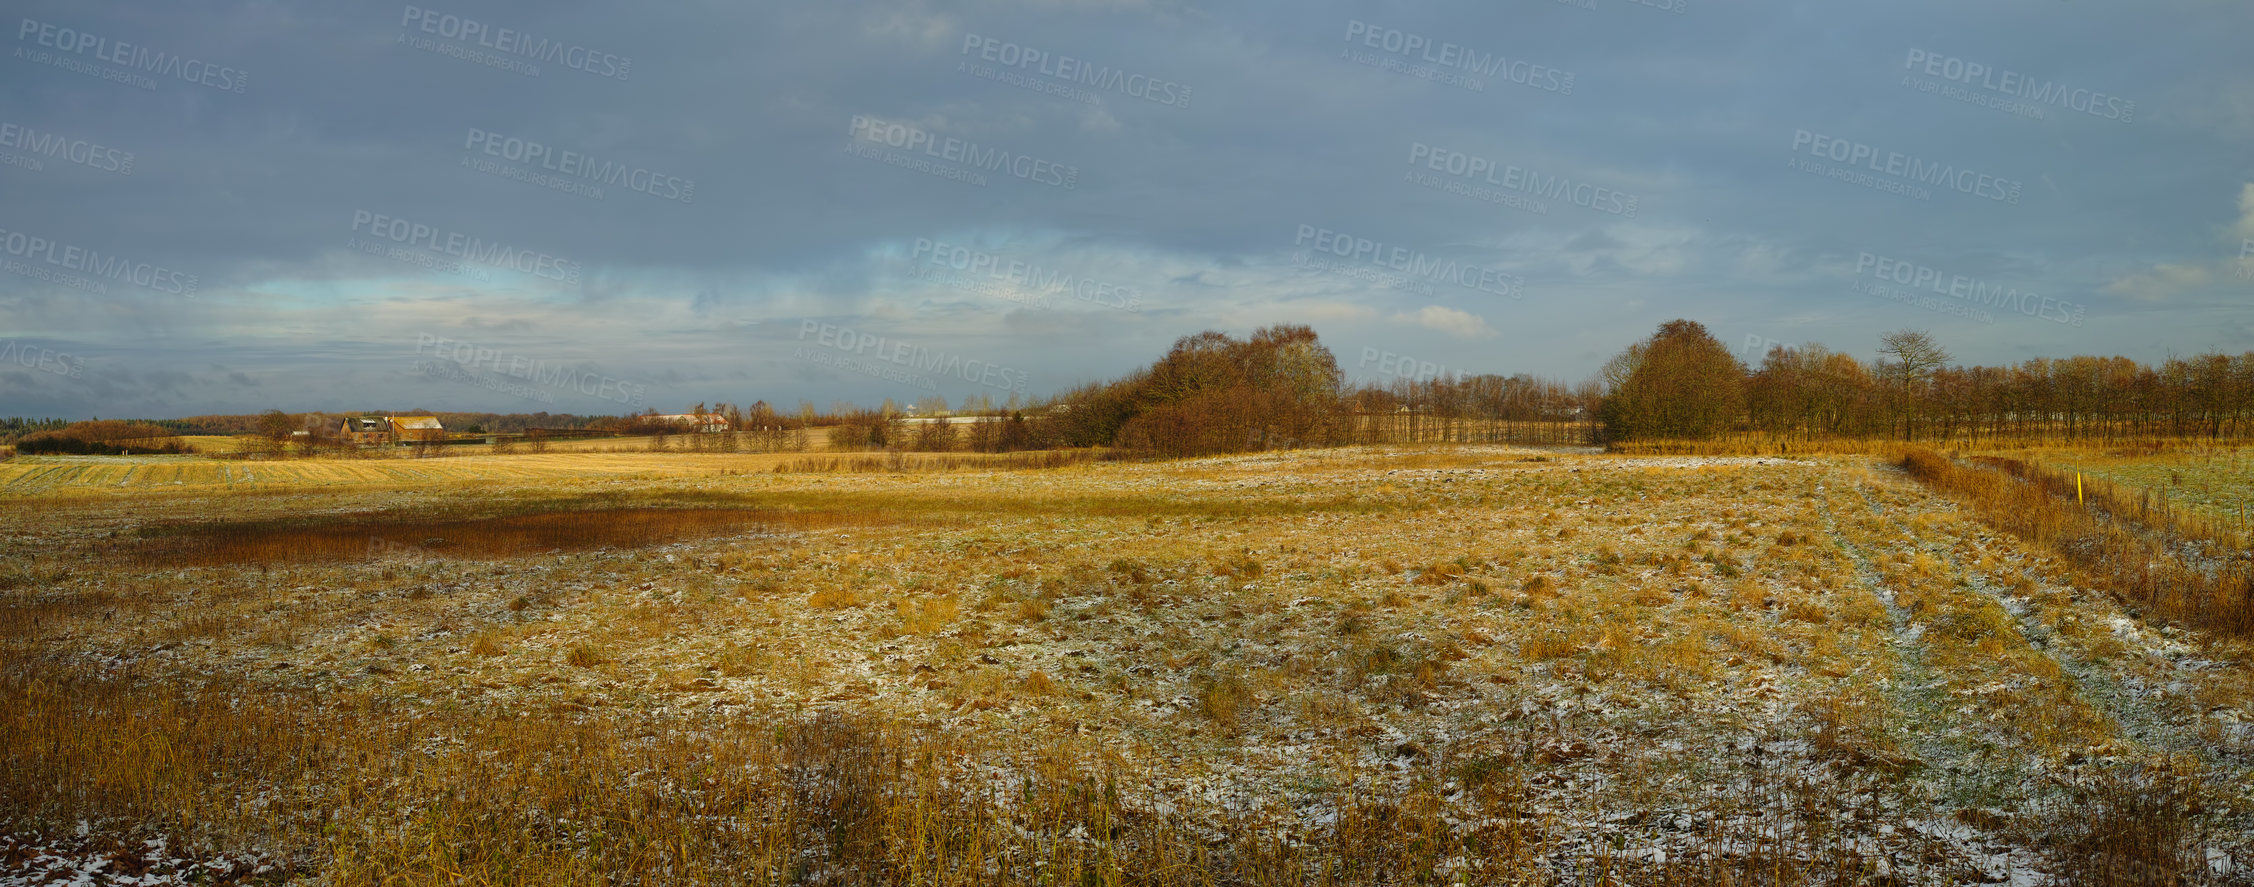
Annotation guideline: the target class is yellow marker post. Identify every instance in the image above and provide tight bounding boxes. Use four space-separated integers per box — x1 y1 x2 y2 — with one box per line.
2076 472 2083 505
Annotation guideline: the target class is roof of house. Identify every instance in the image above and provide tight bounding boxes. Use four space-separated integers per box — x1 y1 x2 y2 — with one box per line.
390 417 444 430
343 417 387 432
653 414 732 428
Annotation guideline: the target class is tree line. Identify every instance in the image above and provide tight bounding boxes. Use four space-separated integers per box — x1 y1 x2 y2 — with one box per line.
157 410 618 438
1605 319 2254 443
21 321 2244 457
11 420 191 455
1010 325 1594 456
0 417 71 445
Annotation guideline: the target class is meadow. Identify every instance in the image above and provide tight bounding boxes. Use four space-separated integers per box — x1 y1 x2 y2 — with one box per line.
0 441 1075 498
2 443 2250 884
2027 444 2254 532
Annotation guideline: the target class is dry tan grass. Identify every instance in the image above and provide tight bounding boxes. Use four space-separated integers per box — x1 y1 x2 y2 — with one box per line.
1904 447 2254 638
895 595 960 635
134 504 901 566
0 445 2245 883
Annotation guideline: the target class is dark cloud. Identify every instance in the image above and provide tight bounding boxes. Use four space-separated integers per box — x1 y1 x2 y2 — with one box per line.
2 0 2248 417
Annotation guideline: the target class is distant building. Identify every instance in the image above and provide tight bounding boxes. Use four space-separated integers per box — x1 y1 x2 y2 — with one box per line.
340 417 390 446
390 416 446 443
339 416 446 446
653 413 731 433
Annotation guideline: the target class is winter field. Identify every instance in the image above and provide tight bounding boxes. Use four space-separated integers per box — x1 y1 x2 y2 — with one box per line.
2032 445 2254 533
3 445 2251 885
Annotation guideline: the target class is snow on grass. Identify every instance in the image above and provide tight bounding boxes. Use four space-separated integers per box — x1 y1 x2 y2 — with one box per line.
5 446 2250 882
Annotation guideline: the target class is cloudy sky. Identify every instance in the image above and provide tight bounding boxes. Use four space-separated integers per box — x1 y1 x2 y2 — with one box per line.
2 0 2250 419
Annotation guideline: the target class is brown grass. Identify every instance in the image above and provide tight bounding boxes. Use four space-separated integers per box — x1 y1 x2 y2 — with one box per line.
1901 448 2254 638
1608 431 2254 460
895 595 960 635
2039 760 2215 886
468 630 508 657
1607 435 1915 458
0 670 1570 886
1194 670 1252 730
564 642 609 667
772 450 1098 474
0 664 1960 886
9 444 2248 883
1977 452 2252 552
132 506 896 566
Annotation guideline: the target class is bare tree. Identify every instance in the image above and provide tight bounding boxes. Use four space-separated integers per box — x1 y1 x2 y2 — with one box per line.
966 415 1002 452
1878 330 1951 439
911 416 958 452
792 402 815 451
1878 330 1951 388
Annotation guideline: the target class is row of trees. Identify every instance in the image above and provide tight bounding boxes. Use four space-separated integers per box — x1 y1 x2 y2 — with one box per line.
1345 375 1598 446
827 410 1043 453
776 325 1598 457
1605 320 2254 443
0 417 70 445
1018 325 1599 456
162 410 614 438
609 403 816 453
17 327 1570 460
13 420 189 455
35 321 2244 457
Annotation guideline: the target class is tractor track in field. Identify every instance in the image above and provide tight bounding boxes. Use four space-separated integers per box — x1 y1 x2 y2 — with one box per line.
1854 468 2234 769
1810 475 2037 884
1858 467 2254 877
1813 478 1990 792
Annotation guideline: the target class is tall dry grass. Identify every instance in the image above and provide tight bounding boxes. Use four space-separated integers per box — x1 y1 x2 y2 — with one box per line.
2035 759 2217 887
0 665 2031 885
1605 435 1914 458
1900 448 2254 638
771 450 1099 473
131 506 900 566
0 669 1563 886
1973 453 2252 552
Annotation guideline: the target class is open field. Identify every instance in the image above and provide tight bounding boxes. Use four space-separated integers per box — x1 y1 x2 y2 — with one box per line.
0 452 784 495
154 429 835 458
0 444 1011 497
4 446 2252 884
168 429 837 456
179 434 257 453
527 427 840 453
2020 445 2254 530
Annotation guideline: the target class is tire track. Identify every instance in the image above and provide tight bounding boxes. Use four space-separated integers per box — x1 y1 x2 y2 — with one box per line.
1811 478 1981 781
1855 467 2254 776
1809 474 2058 882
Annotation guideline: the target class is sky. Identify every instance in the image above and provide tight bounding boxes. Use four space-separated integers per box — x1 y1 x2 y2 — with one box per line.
2 0 2250 420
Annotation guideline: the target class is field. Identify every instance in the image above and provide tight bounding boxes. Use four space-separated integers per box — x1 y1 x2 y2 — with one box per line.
149 429 833 457
2023 444 2254 530
3 446 2252 884
0 452 786 495
0 443 984 497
